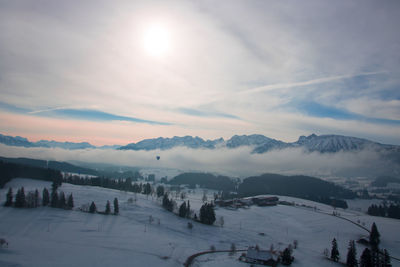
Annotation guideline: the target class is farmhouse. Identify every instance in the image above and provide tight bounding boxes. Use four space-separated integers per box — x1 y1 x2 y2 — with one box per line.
216 196 279 209
240 246 278 266
215 199 234 207
252 196 279 206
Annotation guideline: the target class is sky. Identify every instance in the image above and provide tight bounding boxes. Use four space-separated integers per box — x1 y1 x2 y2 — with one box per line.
0 0 400 146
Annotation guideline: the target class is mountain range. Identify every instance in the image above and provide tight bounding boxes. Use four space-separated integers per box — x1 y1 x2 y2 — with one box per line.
1 132 399 155
119 133 400 154
0 133 120 150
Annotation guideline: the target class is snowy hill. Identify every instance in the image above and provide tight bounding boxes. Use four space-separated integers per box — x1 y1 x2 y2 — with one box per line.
1 178 399 267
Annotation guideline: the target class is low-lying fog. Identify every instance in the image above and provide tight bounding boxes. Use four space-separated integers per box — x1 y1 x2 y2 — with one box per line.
0 144 398 179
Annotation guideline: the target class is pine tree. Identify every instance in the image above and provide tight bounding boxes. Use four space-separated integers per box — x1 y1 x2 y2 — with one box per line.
89 201 96 213
5 188 13 207
162 193 173 212
143 183 152 195
50 186 58 208
370 222 380 249
156 185 164 198
281 247 294 265
371 248 379 267
58 192 66 208
179 202 187 217
209 204 216 224
15 187 26 208
105 200 111 214
378 249 385 267
360 248 372 267
113 197 119 215
20 187 26 207
346 240 357 267
42 188 50 206
51 180 59 192
383 249 391 267
199 203 216 225
34 189 39 208
67 193 74 209
186 200 191 218
331 238 340 262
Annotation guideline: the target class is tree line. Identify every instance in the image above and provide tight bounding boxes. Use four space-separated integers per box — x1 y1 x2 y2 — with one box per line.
237 173 355 209
4 181 119 216
329 223 392 267
84 198 119 215
64 174 153 195
161 189 216 226
4 183 74 210
0 161 62 188
367 203 400 220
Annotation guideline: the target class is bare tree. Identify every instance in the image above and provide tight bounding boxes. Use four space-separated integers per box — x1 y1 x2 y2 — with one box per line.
202 190 208 203
229 243 236 255
219 216 225 227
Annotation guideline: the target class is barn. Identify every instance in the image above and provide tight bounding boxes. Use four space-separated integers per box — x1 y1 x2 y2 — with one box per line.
240 246 278 266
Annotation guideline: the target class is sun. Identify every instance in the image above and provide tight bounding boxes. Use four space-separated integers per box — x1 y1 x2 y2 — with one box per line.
142 25 171 57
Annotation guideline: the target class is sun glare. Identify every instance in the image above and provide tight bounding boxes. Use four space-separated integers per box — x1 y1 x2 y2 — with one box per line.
143 25 170 57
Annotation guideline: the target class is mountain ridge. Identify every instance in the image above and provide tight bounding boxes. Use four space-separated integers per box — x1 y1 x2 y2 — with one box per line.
119 133 400 154
0 133 119 150
1 132 399 154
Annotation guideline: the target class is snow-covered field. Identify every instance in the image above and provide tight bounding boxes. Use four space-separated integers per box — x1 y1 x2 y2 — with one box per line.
0 178 399 267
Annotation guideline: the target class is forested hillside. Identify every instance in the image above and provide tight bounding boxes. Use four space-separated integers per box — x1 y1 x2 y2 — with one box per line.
0 161 62 188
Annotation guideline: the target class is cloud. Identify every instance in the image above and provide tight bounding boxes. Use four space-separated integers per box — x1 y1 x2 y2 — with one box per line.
238 72 386 96
176 107 239 119
339 98 400 122
0 144 398 179
287 100 400 126
35 108 171 125
0 102 170 125
0 0 399 145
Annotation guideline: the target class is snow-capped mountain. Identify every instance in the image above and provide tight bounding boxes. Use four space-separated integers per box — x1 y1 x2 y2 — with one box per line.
35 140 96 150
119 136 224 150
226 134 283 148
292 134 383 152
0 133 119 150
120 133 399 154
0 133 34 147
253 134 399 153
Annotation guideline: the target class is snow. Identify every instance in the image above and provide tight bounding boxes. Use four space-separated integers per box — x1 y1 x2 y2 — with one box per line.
1 178 399 267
